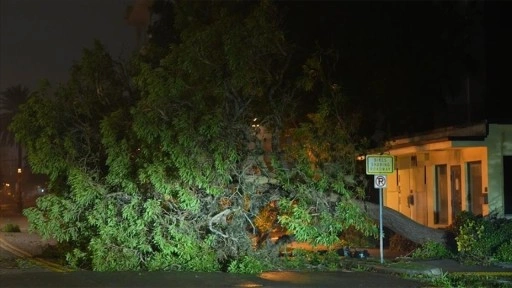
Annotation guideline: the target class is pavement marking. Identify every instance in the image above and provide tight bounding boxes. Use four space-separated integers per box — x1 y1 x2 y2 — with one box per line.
0 236 73 272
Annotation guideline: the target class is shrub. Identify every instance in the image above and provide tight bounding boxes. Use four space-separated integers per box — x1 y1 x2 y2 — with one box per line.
282 249 310 270
455 217 487 265
454 212 512 265
227 255 270 274
478 216 512 258
411 240 452 260
1 223 21 232
496 240 512 262
450 211 478 234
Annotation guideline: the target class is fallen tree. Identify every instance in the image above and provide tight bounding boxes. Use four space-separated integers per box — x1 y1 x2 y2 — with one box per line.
355 200 447 245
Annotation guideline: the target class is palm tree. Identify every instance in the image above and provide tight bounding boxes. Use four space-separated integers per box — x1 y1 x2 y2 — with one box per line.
0 84 30 212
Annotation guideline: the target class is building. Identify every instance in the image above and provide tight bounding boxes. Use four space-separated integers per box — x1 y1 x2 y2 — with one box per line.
125 0 153 49
382 120 512 228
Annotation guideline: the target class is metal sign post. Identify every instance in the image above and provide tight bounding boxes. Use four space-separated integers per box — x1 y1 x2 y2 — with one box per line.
380 187 383 263
366 155 394 264
374 175 387 264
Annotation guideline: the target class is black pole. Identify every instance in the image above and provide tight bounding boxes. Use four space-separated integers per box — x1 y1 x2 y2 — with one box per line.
17 143 22 213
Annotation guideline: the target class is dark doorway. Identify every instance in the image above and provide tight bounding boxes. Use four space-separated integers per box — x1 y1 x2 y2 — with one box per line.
503 156 512 215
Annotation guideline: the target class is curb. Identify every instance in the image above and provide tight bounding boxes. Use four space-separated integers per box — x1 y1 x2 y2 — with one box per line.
0 236 73 272
368 263 444 277
366 261 512 280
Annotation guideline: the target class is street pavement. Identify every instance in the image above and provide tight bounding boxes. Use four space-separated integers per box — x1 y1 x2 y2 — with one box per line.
0 211 427 287
0 269 425 288
1 208 510 287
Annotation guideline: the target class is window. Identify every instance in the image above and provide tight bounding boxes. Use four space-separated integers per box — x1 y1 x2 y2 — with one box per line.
467 161 482 216
434 165 448 225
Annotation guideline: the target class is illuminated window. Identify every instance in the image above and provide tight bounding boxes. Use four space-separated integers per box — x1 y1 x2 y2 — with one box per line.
467 161 483 216
434 164 448 225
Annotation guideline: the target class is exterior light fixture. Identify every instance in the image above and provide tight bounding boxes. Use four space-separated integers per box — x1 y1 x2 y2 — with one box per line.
17 168 22 174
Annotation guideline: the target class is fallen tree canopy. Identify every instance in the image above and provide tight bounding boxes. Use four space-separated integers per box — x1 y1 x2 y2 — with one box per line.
355 200 448 245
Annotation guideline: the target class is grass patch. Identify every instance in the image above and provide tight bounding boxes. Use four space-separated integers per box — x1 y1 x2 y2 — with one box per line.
443 273 512 287
451 271 512 277
1 223 21 232
15 259 38 269
385 261 434 270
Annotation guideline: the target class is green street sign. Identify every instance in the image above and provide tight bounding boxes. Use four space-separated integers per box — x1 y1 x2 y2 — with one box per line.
366 155 394 175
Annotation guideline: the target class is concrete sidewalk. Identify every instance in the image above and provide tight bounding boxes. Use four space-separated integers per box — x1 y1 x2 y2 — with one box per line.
361 249 512 278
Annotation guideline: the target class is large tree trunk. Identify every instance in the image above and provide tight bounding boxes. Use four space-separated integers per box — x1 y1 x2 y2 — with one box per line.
355 200 447 245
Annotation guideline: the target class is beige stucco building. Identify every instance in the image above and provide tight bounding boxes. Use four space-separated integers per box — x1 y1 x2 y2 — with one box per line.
382 121 512 228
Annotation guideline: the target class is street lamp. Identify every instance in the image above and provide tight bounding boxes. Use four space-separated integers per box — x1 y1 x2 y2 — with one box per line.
16 168 22 212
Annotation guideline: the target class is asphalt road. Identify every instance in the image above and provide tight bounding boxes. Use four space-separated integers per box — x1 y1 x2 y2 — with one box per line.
1 241 425 288
1 206 426 287
0 269 426 288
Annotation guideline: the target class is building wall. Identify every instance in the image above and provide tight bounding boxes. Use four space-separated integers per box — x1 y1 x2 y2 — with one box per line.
484 124 512 217
385 123 512 227
385 143 489 228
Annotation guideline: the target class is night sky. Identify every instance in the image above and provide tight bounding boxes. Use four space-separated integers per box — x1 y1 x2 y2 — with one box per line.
1 0 511 128
0 0 137 92
483 1 512 121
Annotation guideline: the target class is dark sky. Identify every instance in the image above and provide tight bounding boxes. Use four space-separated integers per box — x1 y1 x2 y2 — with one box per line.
484 1 512 120
279 1 488 133
1 0 511 128
0 0 137 92
281 1 512 127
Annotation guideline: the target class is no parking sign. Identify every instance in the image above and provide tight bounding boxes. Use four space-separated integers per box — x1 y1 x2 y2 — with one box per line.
374 175 387 188
365 154 394 264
